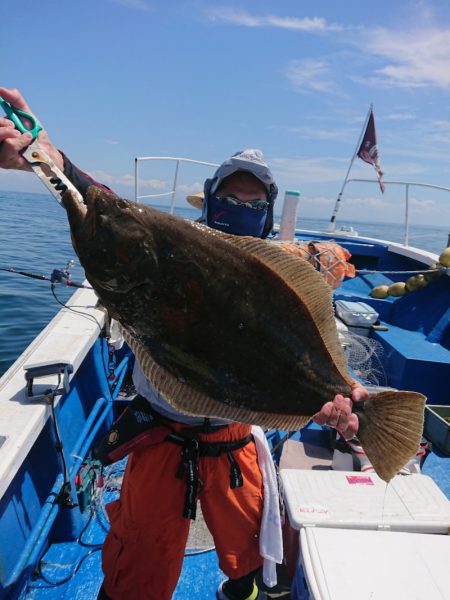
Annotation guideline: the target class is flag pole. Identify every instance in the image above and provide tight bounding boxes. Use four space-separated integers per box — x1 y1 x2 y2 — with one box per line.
327 104 373 233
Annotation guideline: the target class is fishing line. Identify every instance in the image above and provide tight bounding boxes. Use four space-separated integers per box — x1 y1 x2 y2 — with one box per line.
50 284 123 401
77 468 105 548
50 285 103 333
2 262 104 336
50 285 116 399
96 461 126 527
356 267 447 275
29 464 124 588
31 547 102 587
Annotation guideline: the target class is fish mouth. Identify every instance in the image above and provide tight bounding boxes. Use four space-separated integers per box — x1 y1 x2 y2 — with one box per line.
62 189 88 223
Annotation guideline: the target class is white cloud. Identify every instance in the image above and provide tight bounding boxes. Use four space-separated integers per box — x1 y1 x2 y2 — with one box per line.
268 16 343 32
270 156 347 184
410 197 436 211
359 27 450 89
300 195 334 207
178 182 204 194
205 8 450 93
90 170 167 190
205 8 343 32
87 171 204 197
383 112 416 121
206 8 260 27
344 195 390 210
285 59 343 96
426 120 450 144
380 117 450 166
289 125 357 142
377 161 427 179
321 23 450 93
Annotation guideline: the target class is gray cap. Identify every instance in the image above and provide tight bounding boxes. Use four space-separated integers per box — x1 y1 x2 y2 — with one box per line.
210 149 278 200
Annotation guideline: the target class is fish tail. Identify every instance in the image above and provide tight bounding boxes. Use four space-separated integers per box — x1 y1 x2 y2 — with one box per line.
355 390 426 482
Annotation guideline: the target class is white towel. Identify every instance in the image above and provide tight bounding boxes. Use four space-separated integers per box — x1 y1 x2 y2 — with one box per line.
251 426 283 588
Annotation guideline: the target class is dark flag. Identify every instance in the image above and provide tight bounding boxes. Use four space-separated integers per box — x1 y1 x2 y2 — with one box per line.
357 110 385 193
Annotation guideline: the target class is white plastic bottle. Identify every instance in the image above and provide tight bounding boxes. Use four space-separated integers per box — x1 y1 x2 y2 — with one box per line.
278 190 300 241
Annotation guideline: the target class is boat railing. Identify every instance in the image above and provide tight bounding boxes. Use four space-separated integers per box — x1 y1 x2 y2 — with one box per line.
342 178 450 246
134 156 219 213
135 158 450 246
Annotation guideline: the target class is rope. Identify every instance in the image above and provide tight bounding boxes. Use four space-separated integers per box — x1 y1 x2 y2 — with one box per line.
356 267 448 275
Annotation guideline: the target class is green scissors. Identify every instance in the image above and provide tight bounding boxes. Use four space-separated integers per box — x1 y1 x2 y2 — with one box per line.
0 95 83 205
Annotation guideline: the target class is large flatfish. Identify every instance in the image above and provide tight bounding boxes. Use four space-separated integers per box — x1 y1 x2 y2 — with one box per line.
63 187 426 481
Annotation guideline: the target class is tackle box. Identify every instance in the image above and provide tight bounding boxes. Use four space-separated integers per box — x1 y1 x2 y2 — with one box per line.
335 300 379 336
280 469 450 600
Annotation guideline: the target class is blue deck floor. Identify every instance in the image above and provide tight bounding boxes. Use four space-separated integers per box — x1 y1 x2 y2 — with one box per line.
20 429 450 600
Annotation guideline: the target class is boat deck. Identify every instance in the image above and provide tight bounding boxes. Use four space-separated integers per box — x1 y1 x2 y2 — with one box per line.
20 424 449 600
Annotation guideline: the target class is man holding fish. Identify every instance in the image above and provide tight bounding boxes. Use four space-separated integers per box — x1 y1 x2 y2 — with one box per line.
2 86 420 600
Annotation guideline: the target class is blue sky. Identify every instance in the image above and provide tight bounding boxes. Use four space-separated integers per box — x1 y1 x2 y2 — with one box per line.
2 0 450 226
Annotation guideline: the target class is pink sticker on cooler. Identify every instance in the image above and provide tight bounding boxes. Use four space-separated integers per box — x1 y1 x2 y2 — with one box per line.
297 505 329 517
346 475 374 485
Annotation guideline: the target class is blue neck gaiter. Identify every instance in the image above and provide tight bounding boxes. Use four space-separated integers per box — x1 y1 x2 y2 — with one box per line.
206 195 269 237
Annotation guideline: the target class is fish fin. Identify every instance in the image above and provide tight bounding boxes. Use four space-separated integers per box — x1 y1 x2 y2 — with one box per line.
124 330 311 431
357 391 426 482
217 235 351 381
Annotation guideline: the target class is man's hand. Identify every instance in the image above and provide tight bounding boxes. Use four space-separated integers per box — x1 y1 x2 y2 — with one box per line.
312 382 369 440
0 87 63 171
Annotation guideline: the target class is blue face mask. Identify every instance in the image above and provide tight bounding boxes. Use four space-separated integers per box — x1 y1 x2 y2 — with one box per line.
206 194 269 237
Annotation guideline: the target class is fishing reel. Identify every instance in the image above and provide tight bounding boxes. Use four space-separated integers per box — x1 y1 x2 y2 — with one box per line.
1 259 89 289
50 259 76 285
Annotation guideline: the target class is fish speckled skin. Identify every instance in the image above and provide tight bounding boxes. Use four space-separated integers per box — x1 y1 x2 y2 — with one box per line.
63 187 426 481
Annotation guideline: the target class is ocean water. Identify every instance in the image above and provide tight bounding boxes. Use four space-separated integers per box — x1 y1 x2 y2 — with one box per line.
0 190 449 377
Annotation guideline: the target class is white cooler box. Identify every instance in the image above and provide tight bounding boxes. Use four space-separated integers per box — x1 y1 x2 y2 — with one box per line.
292 527 450 600
280 469 450 600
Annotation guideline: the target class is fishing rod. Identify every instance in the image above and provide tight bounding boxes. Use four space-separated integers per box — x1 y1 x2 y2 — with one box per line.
1 260 92 289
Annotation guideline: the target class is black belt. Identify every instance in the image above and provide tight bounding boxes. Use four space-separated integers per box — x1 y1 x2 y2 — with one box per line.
166 433 254 519
93 395 229 466
145 402 229 434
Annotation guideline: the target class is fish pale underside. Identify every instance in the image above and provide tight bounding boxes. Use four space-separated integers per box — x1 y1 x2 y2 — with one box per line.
63 187 427 481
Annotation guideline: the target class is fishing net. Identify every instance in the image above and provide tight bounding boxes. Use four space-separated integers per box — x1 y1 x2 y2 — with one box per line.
277 239 356 288
339 328 387 387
